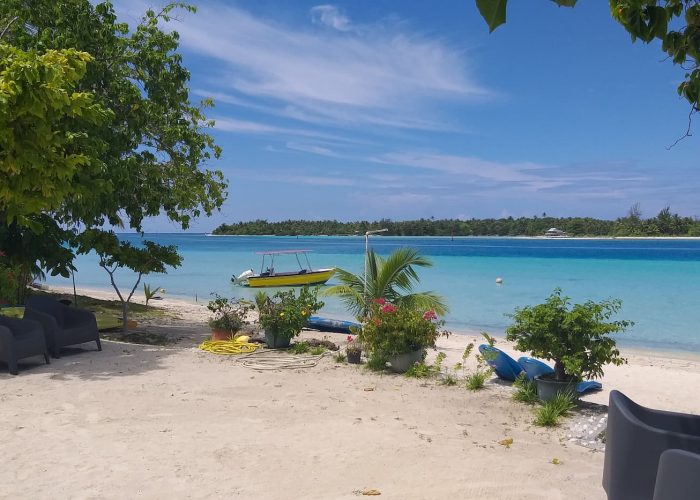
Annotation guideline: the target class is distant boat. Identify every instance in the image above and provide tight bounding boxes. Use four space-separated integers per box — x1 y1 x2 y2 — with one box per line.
544 227 568 238
232 250 335 287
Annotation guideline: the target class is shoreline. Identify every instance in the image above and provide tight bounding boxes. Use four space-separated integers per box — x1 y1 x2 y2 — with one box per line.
42 284 700 363
202 233 700 240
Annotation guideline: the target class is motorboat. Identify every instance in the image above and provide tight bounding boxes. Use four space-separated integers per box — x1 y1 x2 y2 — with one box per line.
232 250 335 287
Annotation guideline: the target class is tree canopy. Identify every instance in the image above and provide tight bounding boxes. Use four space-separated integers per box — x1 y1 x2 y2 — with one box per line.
0 1 228 298
0 42 109 227
476 0 700 124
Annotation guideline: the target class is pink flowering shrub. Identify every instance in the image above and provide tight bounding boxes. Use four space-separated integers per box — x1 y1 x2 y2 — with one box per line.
359 300 450 358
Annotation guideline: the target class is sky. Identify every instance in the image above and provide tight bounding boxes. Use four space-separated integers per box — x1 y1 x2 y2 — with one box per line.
113 0 699 232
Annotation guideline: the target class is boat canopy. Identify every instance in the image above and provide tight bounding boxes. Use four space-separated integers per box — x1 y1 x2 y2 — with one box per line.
255 250 312 255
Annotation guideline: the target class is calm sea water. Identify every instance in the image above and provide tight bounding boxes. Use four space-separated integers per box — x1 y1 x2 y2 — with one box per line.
44 234 700 353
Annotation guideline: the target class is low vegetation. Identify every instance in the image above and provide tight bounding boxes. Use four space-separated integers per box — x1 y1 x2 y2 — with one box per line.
212 205 700 237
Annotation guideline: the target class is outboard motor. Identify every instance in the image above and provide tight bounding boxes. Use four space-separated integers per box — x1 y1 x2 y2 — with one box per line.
232 269 255 284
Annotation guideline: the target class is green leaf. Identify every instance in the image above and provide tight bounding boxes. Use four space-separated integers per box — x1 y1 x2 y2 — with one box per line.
476 0 508 33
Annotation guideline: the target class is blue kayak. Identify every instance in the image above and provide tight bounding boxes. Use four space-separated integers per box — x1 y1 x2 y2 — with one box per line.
306 316 361 334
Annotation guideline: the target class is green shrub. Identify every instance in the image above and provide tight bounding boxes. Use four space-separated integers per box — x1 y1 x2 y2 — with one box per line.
359 300 449 359
506 288 632 382
256 286 324 341
333 352 346 363
207 294 252 333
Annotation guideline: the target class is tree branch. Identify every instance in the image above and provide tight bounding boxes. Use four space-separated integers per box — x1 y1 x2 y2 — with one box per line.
667 107 695 149
0 16 19 40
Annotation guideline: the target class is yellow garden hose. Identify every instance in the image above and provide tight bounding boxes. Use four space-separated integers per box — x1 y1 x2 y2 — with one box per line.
198 335 260 355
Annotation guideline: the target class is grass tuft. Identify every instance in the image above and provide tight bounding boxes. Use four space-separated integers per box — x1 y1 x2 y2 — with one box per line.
309 345 326 355
290 342 310 354
365 352 388 371
465 370 488 391
534 391 576 427
512 375 539 404
333 352 346 363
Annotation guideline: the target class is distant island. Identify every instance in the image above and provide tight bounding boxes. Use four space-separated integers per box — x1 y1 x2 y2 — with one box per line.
212 207 700 237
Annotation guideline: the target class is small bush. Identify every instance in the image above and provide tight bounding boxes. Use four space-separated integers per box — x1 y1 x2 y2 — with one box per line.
290 342 310 354
534 392 576 427
333 352 346 363
512 375 539 404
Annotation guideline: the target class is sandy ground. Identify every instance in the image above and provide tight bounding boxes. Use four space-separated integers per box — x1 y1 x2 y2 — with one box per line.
2 286 700 499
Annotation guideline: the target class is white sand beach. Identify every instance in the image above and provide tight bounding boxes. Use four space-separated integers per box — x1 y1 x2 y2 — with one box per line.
2 286 700 499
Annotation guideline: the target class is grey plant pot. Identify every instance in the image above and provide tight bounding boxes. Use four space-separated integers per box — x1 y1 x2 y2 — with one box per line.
264 329 291 349
388 349 425 373
535 374 578 402
347 350 362 364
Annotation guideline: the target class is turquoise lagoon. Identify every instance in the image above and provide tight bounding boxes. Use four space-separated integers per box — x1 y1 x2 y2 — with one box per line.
44 234 700 353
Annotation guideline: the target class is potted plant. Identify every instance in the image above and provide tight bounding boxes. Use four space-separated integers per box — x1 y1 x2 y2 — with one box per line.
505 288 633 401
255 286 324 348
346 334 362 364
359 299 450 373
207 294 252 341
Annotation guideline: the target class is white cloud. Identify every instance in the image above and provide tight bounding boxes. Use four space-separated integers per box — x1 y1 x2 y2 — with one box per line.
165 3 488 131
310 5 351 31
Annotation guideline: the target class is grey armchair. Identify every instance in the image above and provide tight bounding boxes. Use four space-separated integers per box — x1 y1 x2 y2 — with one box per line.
602 390 700 500
0 315 50 375
653 449 700 500
24 296 101 358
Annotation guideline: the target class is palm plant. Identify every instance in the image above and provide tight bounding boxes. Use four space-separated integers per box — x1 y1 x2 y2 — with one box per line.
323 248 448 318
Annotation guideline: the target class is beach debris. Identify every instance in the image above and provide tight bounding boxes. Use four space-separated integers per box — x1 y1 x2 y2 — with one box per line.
362 489 381 496
363 387 375 392
498 437 514 448
551 458 562 465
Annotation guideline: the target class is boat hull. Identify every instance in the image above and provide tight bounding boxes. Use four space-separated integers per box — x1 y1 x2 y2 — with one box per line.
246 268 335 287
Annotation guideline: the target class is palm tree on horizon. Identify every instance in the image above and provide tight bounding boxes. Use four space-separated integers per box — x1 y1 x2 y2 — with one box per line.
323 247 448 319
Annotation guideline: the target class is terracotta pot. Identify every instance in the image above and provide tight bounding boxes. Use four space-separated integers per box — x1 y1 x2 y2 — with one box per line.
211 328 234 341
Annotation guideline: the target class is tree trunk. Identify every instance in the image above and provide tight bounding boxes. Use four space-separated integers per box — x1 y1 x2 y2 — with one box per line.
122 301 129 333
554 360 567 381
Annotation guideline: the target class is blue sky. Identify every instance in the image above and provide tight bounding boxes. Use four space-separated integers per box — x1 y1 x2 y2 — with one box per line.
115 1 699 231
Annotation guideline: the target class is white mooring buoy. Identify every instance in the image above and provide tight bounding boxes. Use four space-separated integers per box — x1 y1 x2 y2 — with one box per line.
495 277 503 284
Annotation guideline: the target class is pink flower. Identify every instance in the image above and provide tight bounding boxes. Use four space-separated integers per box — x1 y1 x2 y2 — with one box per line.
373 318 382 326
347 335 354 343
372 298 386 305
423 310 438 321
381 304 397 313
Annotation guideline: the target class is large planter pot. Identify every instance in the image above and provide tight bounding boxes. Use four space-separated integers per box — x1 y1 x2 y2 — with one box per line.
387 349 425 373
347 350 361 364
535 374 578 402
264 329 291 349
